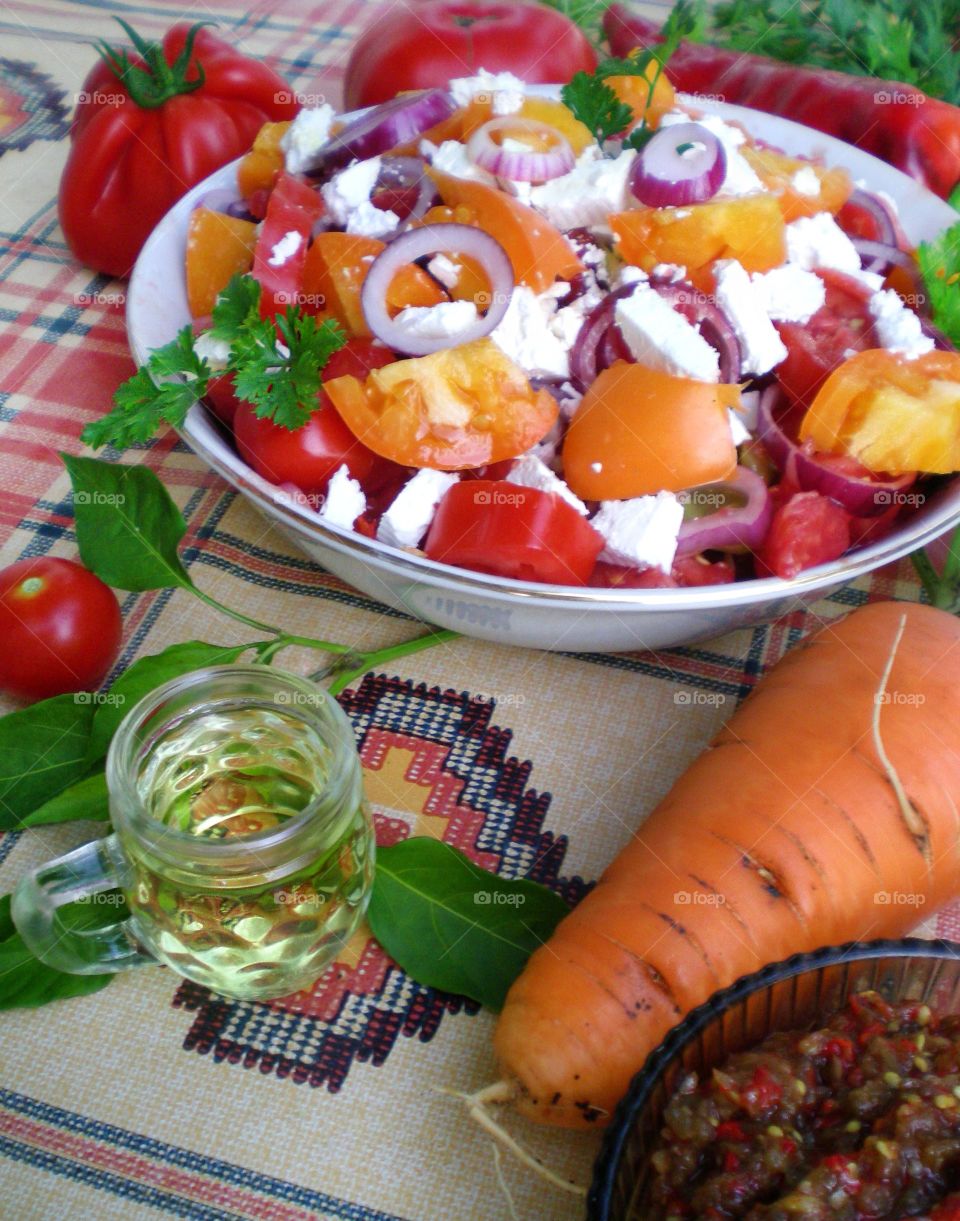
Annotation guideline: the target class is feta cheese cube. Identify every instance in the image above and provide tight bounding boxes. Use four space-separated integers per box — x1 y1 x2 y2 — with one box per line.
378 469 459 550
615 285 721 382
869 288 934 359
728 407 752 447
751 264 826 323
591 492 684 573
616 265 649 289
422 139 497 185
194 331 231 370
490 286 570 378
660 111 765 198
345 200 400 239
322 158 382 225
506 454 587 515
528 149 637 230
319 464 366 530
791 165 821 197
427 254 461 291
281 105 336 174
449 69 526 114
785 212 862 275
392 300 479 344
651 263 687 283
267 230 303 267
713 259 787 376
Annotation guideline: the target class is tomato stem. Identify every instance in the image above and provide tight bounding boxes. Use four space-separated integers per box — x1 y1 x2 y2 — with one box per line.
327 629 459 696
95 19 211 110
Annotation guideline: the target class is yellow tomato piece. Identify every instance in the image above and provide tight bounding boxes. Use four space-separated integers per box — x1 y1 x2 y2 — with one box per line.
800 348 960 475
518 98 594 154
237 121 290 199
741 146 852 220
185 209 258 319
563 362 740 500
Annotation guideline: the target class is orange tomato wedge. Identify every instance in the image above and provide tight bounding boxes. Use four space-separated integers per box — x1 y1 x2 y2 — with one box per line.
323 338 558 469
799 348 960 475
302 232 444 337
610 196 786 292
741 146 852 221
237 121 291 199
429 169 583 292
563 362 740 500
185 208 258 318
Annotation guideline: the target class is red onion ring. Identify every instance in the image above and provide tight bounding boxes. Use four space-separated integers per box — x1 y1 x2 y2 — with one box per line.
676 467 772 556
360 223 514 356
846 188 898 247
757 386 915 516
375 156 437 227
569 284 639 391
629 122 727 209
851 237 918 277
599 324 632 369
316 90 455 172
466 117 575 183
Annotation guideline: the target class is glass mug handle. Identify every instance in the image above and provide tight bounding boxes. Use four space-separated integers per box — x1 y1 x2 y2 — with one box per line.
12 834 152 975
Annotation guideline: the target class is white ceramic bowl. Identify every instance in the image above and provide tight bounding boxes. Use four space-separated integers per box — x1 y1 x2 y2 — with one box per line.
126 93 960 652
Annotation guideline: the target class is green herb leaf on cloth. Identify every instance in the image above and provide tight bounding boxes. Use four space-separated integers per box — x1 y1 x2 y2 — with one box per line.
367 837 570 1011
0 696 96 830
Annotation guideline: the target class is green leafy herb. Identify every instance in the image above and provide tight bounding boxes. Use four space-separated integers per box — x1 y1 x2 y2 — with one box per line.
87 640 250 758
537 0 607 41
561 71 634 146
63 454 193 592
917 220 960 349
367 838 570 1010
0 696 96 830
0 894 120 1010
20 771 109 827
82 275 347 449
707 0 960 104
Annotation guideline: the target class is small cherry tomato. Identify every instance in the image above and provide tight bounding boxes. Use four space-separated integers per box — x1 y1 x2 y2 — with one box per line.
0 557 123 702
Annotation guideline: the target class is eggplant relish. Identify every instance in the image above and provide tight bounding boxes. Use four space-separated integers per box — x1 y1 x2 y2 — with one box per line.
647 991 960 1219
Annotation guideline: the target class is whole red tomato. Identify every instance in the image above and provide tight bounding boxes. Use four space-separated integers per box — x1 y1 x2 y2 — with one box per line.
60 21 299 278
0 558 123 703
343 1 598 110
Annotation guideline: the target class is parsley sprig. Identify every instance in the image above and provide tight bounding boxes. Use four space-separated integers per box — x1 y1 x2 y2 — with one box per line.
561 4 693 151
917 221 960 349
82 276 346 450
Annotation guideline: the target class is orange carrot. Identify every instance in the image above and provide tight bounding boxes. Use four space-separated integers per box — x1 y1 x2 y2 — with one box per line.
491 602 960 1130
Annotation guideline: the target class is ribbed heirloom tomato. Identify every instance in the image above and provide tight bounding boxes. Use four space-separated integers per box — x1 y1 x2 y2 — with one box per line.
0 558 123 702
342 0 598 110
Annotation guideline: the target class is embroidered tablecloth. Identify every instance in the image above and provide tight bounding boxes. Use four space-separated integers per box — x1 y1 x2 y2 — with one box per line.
0 2 954 1218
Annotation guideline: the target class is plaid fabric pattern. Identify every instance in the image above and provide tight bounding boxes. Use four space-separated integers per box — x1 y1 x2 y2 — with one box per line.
0 1 956 1218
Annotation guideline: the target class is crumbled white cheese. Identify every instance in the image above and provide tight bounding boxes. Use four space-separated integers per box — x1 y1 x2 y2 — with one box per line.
528 149 637 230
659 110 765 198
318 464 366 530
427 254 461 290
651 263 687 283
267 230 303 267
556 381 583 420
785 212 862 274
543 277 604 352
616 265 649 288
421 138 497 185
527 421 563 468
728 408 752 447
194 331 231 370
591 492 684 573
322 158 382 225
490 286 569 379
449 68 526 115
615 285 721 382
281 104 336 173
869 288 934 359
751 265 826 323
345 200 400 239
506 454 587 515
791 165 821 197
850 270 886 293
713 259 787 376
391 300 480 344
738 389 761 432
377 469 459 550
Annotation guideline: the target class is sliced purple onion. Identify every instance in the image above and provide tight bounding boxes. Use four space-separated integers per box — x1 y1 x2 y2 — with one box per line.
846 188 899 248
360 223 514 356
375 156 437 228
197 188 243 215
569 284 640 391
851 237 917 276
599 323 632 369
756 386 915 516
650 281 742 383
629 122 727 209
676 467 773 556
315 90 455 172
466 117 575 183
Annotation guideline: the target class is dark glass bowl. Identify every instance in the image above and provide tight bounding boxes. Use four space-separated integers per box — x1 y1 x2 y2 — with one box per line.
588 938 960 1220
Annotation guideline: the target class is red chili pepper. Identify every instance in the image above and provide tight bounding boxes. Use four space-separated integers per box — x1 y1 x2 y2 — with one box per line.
744 1065 783 1113
781 1138 798 1156
603 5 960 199
716 1120 747 1141
722 1149 741 1172
824 1036 856 1064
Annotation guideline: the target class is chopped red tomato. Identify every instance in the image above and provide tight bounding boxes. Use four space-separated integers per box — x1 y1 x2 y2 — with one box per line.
757 490 852 579
252 173 323 317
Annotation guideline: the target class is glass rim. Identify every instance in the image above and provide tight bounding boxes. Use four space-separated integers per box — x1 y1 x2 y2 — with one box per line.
105 663 360 865
588 936 960 1220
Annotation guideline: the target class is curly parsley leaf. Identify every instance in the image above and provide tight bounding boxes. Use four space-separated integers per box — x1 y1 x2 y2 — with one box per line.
209 273 261 343
81 326 208 450
917 220 960 348
561 71 634 146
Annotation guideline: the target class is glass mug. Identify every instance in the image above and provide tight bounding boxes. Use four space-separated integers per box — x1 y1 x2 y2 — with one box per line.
13 666 375 1001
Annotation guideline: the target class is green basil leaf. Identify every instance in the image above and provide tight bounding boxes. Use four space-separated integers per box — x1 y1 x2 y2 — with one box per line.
0 696 96 830
367 838 570 1011
0 895 117 1010
62 454 193 592
88 640 251 759
21 770 109 827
